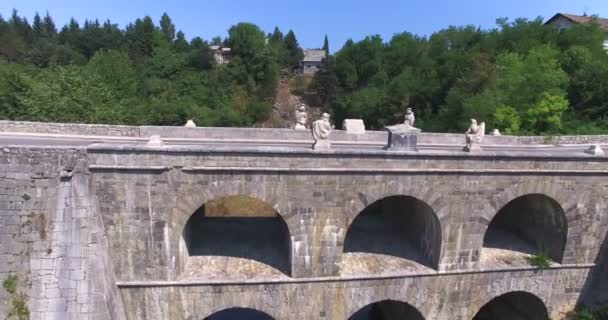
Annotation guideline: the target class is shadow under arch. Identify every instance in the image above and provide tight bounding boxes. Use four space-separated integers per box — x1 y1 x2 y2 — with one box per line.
349 299 425 320
577 228 608 309
204 307 274 320
342 195 442 275
181 195 291 279
473 291 548 320
482 193 567 265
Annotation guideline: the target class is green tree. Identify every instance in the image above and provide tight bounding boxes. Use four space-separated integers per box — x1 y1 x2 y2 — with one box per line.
284 30 303 68
323 34 329 54
493 105 521 134
174 31 189 52
525 93 569 133
159 13 175 42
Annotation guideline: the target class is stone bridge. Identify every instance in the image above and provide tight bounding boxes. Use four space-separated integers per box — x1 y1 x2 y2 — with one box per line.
0 120 607 320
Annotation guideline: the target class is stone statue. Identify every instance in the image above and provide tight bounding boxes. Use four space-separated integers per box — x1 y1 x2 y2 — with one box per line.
464 119 485 152
311 113 332 150
404 107 415 127
294 104 308 130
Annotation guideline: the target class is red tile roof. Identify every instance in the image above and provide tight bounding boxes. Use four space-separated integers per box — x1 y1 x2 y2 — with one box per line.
546 13 608 31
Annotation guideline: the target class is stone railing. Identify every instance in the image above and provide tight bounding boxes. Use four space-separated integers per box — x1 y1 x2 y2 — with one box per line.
1 120 608 146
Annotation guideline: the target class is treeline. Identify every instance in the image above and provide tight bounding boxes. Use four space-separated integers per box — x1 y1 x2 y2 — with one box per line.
0 10 304 126
1 10 608 134
313 17 608 134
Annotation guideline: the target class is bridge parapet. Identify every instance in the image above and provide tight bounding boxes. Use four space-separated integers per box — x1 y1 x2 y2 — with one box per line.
4 120 608 147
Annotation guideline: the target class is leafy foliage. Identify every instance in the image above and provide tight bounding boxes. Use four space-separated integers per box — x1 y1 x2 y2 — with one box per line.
526 252 551 269
1 10 608 134
313 17 608 133
0 11 300 126
570 305 608 320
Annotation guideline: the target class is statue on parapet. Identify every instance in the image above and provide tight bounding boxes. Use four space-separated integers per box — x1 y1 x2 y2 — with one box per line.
404 107 416 128
311 113 332 150
294 104 308 130
464 118 485 152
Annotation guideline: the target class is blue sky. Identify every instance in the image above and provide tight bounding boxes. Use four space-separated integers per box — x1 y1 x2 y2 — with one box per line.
2 0 608 52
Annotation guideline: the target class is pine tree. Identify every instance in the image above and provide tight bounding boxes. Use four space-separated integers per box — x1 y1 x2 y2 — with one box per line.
42 12 57 37
270 26 283 44
32 13 42 37
323 34 329 54
10 9 33 44
174 31 189 52
160 13 175 42
284 30 303 68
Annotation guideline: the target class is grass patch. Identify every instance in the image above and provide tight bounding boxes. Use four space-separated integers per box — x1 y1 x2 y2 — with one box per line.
526 252 551 269
3 275 29 320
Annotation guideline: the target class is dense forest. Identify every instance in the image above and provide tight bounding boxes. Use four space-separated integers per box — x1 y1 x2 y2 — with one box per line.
1 10 608 134
314 17 608 134
0 10 303 126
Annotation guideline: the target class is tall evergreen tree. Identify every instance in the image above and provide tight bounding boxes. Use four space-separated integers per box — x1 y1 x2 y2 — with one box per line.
323 34 329 54
42 12 57 37
284 30 303 68
270 26 283 44
160 13 175 42
32 13 42 37
174 31 189 52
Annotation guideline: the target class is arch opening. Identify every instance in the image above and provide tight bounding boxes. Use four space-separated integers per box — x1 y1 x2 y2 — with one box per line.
349 300 425 320
481 194 567 266
473 291 549 320
204 307 274 320
342 195 441 275
181 195 291 279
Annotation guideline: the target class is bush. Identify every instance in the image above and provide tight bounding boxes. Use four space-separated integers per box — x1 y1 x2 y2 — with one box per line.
526 252 551 269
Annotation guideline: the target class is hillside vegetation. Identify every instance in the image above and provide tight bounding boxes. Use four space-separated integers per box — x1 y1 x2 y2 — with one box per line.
0 10 303 127
1 10 608 135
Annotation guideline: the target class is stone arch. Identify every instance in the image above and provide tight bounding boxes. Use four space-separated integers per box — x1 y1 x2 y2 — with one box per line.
341 195 442 274
171 179 292 241
482 192 568 265
348 299 426 320
346 183 449 223
177 189 292 278
204 307 275 320
484 182 573 224
472 291 549 320
169 177 296 273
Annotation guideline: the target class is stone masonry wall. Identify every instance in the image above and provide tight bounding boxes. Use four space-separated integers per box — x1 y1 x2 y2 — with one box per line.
1 134 608 319
0 120 140 137
118 267 592 320
0 147 124 320
90 149 608 280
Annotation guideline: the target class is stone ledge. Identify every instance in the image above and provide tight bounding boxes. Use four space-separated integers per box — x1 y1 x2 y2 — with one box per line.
86 143 608 160
115 263 595 287
90 165 608 175
88 165 170 172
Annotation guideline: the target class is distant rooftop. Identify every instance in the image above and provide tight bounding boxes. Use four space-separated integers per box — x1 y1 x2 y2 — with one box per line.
303 49 326 62
210 46 231 52
545 13 608 31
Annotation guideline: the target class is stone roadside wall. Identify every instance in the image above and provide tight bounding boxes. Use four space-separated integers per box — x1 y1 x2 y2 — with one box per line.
0 147 124 320
4 120 608 145
0 120 140 137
